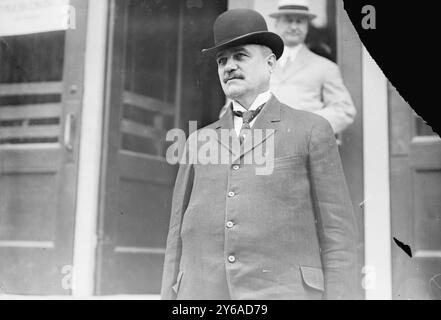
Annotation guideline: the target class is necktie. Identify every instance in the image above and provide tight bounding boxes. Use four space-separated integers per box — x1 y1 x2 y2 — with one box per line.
233 104 265 144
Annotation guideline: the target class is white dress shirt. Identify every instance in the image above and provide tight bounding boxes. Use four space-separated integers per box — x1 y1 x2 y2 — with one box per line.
232 90 271 136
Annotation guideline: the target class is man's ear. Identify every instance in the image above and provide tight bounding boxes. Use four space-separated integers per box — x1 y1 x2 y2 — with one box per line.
267 54 277 73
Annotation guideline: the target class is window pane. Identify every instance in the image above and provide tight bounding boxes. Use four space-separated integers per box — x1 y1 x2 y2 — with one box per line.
0 32 65 146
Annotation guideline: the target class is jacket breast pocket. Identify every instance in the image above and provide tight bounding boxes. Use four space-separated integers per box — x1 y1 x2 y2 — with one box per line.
172 271 184 295
299 265 324 292
272 154 306 170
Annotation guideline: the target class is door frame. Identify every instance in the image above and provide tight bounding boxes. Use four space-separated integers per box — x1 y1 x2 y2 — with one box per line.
361 48 392 299
70 0 109 297
336 0 365 299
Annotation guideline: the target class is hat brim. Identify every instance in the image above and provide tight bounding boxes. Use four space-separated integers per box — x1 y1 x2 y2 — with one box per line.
201 31 284 60
269 10 316 19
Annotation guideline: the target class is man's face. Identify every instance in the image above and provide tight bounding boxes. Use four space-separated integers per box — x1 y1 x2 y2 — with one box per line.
275 14 309 47
216 44 275 101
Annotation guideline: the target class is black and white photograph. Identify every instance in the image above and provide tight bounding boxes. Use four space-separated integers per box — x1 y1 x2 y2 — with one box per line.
0 0 440 303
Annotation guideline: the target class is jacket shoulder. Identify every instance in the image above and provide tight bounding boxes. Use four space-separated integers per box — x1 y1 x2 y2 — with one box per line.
199 121 220 131
279 102 331 130
188 116 223 134
306 48 339 70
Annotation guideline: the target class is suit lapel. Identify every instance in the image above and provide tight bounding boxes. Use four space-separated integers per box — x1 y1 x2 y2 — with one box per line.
215 102 241 157
214 96 282 163
233 95 280 163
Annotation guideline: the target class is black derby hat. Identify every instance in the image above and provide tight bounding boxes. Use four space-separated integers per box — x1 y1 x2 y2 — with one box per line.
202 8 284 60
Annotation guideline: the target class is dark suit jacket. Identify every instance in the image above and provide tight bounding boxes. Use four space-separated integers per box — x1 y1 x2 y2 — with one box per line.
161 95 359 299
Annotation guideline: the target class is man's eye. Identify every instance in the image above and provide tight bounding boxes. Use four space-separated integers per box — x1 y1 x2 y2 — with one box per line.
235 53 246 60
217 58 227 65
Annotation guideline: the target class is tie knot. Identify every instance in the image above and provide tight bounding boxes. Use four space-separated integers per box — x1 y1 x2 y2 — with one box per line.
233 104 264 124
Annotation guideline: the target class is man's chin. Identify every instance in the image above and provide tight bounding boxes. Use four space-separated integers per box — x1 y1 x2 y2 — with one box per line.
224 87 244 99
284 37 303 47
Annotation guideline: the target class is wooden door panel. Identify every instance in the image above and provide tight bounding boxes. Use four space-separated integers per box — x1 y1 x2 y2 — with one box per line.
410 138 441 257
0 0 87 295
0 82 65 295
118 176 173 247
110 250 166 294
0 149 62 171
389 83 441 299
410 139 441 168
412 156 441 255
0 247 59 294
0 172 59 240
119 152 177 184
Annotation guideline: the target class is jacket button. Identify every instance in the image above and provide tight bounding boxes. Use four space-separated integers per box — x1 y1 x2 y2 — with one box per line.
228 255 236 263
232 165 240 170
226 221 234 228
228 191 235 197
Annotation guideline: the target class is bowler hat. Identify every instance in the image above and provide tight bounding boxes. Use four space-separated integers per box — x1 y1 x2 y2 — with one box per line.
202 9 284 60
269 0 317 19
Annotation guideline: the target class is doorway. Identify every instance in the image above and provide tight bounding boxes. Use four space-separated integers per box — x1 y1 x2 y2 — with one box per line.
0 0 88 295
96 0 226 294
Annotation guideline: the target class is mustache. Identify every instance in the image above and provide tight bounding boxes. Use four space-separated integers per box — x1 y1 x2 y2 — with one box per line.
223 72 244 83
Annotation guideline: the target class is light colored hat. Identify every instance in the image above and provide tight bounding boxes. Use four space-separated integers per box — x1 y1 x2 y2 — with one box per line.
269 0 317 19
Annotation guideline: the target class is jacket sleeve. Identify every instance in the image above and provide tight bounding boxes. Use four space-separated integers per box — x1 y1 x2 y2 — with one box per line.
160 158 194 299
314 62 357 134
307 117 359 299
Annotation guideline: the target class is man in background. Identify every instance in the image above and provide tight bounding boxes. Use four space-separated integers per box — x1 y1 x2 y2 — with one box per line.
269 0 356 134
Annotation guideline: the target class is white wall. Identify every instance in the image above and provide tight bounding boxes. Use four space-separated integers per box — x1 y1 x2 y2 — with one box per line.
362 47 392 299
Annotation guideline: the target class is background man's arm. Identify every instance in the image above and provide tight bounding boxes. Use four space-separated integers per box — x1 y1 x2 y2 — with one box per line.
314 62 356 134
308 117 359 299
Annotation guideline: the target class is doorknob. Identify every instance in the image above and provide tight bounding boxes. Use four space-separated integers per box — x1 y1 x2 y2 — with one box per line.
64 113 75 151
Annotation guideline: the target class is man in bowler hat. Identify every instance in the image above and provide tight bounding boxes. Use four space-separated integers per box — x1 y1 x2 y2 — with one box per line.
161 8 359 300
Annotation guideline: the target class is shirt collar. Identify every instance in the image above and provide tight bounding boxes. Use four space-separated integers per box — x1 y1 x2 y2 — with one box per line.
280 44 304 65
232 90 271 113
